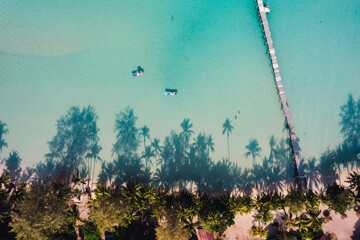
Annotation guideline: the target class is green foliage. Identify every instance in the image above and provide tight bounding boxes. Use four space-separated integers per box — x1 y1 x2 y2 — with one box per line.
48 224 77 240
281 191 325 235
304 189 321 211
228 195 253 215
253 209 273 227
299 230 314 240
10 180 72 240
71 173 86 200
0 172 19 239
285 188 306 214
275 231 296 240
125 183 160 218
3 94 360 239
252 226 268 237
89 183 161 237
293 213 312 233
115 215 157 240
114 185 159 240
88 184 132 236
253 193 276 227
155 208 191 240
269 192 286 211
281 207 296 230
1 172 355 240
307 209 325 232
323 182 353 214
175 191 200 234
197 194 236 234
346 171 360 201
81 221 101 240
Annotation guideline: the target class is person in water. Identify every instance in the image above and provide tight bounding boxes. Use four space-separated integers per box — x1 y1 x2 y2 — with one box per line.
136 66 144 72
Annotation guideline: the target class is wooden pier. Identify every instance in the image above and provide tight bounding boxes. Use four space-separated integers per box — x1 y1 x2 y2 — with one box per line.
256 0 306 181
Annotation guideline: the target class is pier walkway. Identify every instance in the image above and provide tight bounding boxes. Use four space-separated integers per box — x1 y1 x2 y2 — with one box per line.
256 0 306 181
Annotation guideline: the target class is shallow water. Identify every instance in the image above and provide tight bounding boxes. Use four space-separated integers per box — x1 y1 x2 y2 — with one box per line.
0 0 359 171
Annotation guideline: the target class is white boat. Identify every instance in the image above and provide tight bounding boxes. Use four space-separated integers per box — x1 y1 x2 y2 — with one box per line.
164 88 178 96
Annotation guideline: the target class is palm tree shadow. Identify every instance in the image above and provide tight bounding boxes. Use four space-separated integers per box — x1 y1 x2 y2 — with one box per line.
351 217 360 239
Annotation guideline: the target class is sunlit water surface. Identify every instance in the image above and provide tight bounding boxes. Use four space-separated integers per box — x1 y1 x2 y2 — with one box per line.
0 0 359 174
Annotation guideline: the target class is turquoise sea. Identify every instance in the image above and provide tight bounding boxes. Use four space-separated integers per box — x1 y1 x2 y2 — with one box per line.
0 0 359 171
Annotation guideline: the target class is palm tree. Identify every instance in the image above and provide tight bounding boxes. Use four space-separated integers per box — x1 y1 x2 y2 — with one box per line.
306 209 325 232
0 121 9 158
345 171 360 198
86 144 102 188
286 188 306 215
222 118 233 161
140 125 150 149
253 194 274 227
244 138 262 165
302 190 320 215
206 135 215 156
281 207 296 230
180 119 194 150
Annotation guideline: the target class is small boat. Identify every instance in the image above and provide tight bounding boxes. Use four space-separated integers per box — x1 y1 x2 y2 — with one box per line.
131 70 143 77
131 66 144 77
164 88 177 96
